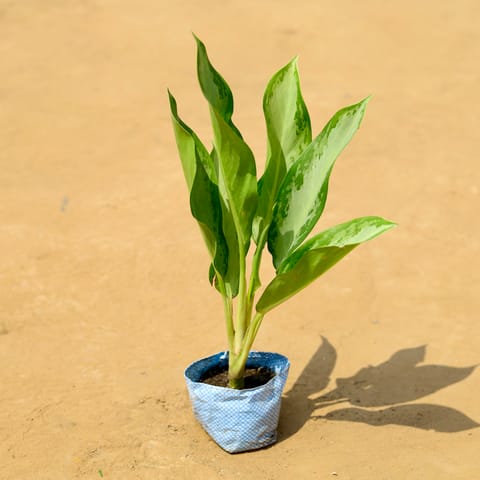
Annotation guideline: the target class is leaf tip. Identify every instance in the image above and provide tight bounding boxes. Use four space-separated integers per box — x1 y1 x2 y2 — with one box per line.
363 94 373 105
379 218 398 235
191 31 201 44
370 216 398 230
284 55 300 74
383 217 398 228
193 33 207 56
167 89 177 112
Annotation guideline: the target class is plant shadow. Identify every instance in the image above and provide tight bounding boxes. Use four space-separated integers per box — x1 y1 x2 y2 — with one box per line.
279 338 479 440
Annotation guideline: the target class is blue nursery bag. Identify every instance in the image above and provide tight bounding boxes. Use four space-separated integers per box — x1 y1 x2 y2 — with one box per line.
184 351 290 453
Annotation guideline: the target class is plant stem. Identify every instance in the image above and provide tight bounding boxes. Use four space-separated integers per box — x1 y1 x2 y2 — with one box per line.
228 232 268 388
216 275 234 347
228 376 245 389
234 247 247 355
241 312 265 356
217 273 244 388
229 312 265 380
244 230 268 328
218 277 235 353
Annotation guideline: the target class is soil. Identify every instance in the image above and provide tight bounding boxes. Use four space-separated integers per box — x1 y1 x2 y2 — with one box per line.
1 1 479 479
201 367 275 389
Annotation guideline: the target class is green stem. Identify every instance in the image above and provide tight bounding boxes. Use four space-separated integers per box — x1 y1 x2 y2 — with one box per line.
245 230 268 326
234 247 247 355
228 232 268 388
217 273 243 388
228 376 245 389
217 276 235 353
230 312 265 380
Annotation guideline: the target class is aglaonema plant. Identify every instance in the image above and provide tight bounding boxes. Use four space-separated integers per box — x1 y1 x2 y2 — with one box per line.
169 36 396 389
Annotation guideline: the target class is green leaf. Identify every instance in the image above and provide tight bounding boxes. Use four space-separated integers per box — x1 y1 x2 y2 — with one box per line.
209 147 240 297
195 36 257 254
168 91 230 290
268 97 371 269
189 151 228 275
194 34 242 137
168 90 217 186
210 109 258 251
264 57 312 170
257 216 396 313
253 57 312 243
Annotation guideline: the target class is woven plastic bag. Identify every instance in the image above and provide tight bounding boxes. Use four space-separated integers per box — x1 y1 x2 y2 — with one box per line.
184 351 290 453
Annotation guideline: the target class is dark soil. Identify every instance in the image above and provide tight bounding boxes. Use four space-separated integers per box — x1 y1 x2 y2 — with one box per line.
201 366 275 389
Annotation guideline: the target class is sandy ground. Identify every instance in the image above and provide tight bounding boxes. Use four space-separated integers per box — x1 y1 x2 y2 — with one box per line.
1 1 479 478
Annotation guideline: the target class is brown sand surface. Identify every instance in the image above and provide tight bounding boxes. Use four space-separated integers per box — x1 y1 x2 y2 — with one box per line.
1 1 479 478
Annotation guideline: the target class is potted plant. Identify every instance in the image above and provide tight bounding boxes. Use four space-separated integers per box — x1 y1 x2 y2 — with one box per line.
168 36 396 453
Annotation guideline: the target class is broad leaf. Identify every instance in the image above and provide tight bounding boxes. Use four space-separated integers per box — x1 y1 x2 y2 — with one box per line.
211 147 240 297
210 109 258 251
253 58 312 243
168 91 230 289
257 216 396 313
194 35 242 137
196 36 258 253
268 97 370 268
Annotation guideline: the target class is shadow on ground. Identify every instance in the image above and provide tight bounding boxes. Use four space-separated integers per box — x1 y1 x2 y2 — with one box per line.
279 337 478 440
